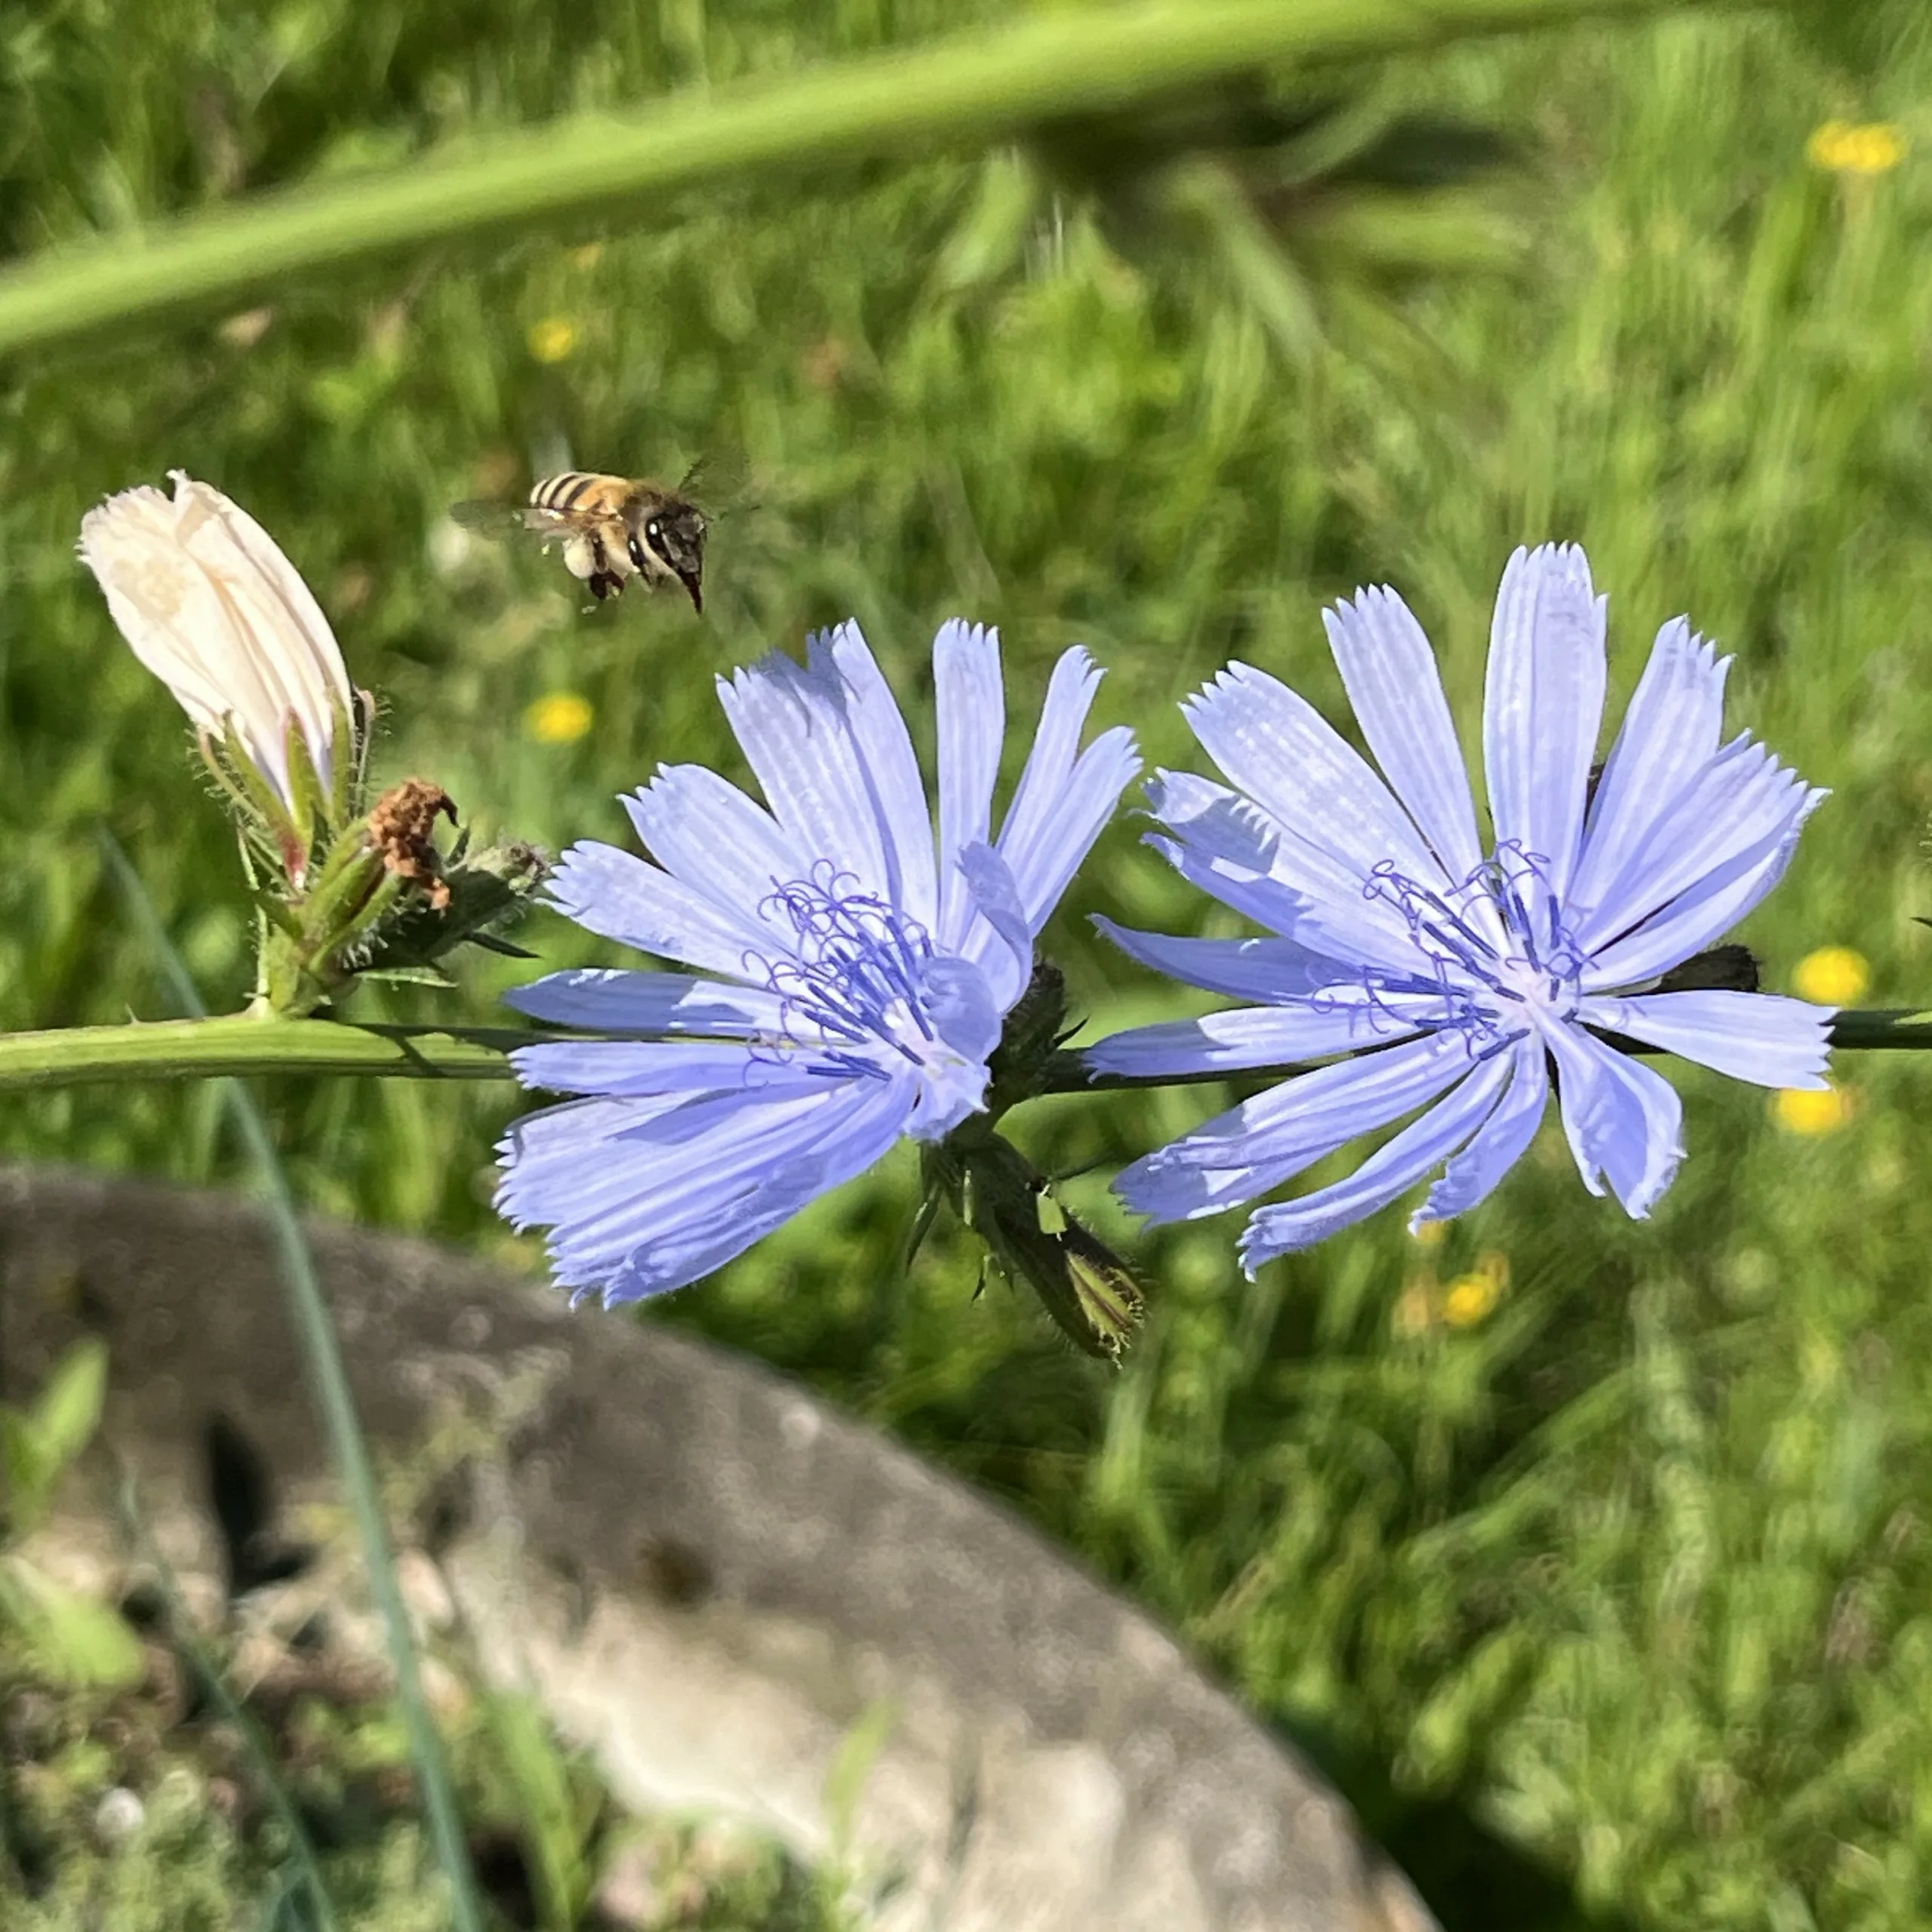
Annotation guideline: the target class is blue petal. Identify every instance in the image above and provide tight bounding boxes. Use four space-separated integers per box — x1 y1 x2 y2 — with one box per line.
546 841 772 979
511 1038 778 1097
1238 1050 1514 1269
995 648 1139 932
919 954 1001 1066
1579 991 1832 1089
1184 661 1451 888
620 764 810 944
1114 1032 1475 1224
934 621 1004 952
1580 829 1809 992
903 956 996 1140
497 1084 786 1267
1091 918 1362 1000
718 640 895 908
497 1076 909 1303
1413 1035 1549 1226
955 840 1031 1011
598 1087 905 1300
814 622 938 931
1567 617 1729 928
1482 545 1606 901
1543 1021 1684 1217
1323 586 1486 887
1144 769 1422 968
1571 740 1815 957
506 968 786 1035
1083 1000 1426 1078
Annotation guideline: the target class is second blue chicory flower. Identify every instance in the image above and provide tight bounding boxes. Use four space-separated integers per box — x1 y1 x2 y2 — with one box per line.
1087 544 1833 1272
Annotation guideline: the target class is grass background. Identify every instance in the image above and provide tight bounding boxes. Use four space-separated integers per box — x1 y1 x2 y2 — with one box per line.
4 2 1931 1924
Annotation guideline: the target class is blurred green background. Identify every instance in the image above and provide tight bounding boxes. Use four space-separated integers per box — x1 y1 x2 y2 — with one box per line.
5 1 1932 1925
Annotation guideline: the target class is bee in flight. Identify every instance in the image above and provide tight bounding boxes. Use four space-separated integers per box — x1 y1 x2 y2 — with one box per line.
451 458 734 611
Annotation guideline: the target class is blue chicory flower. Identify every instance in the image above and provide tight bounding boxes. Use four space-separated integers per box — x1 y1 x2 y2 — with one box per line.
497 620 1139 1304
1087 544 1832 1272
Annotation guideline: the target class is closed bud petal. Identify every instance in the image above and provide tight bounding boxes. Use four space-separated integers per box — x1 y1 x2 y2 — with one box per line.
78 472 354 813
949 1129 1146 1361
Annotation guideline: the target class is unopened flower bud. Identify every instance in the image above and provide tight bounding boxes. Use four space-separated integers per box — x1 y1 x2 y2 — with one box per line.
923 1128 1145 1361
78 472 355 817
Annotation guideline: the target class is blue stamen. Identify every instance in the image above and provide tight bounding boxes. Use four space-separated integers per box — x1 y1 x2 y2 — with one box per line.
1356 846 1586 1052
743 868 949 1078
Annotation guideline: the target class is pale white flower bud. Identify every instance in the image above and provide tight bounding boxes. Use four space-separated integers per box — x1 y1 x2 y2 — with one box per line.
78 472 353 811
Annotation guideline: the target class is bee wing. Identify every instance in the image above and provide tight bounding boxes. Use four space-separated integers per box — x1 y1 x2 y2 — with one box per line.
675 447 752 515
448 502 582 546
448 500 532 539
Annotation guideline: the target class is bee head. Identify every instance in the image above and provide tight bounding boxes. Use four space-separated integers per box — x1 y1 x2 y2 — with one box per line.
629 502 707 614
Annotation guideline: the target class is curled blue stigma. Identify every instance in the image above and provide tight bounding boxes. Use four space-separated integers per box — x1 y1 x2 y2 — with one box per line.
747 861 942 1080
1359 843 1587 1051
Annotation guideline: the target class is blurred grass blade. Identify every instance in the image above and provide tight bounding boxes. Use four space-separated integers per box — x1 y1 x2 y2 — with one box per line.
0 0 1730 357
98 833 486 1932
475 1688 587 1932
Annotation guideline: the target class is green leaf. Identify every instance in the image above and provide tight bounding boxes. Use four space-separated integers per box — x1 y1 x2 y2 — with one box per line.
476 1688 587 1932
459 932 538 960
823 1699 898 1852
32 1337 108 1474
0 1409 53 1532
352 965 459 989
0 1556 144 1687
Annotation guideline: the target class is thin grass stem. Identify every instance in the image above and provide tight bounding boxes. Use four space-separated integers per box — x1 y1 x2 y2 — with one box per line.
114 1478 342 1932
100 835 486 1932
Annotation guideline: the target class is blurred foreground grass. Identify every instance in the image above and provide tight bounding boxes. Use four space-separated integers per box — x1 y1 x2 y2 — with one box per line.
5 2 1932 1925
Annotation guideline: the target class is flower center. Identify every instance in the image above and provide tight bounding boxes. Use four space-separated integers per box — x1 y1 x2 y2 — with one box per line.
750 864 950 1082
1361 844 1586 1048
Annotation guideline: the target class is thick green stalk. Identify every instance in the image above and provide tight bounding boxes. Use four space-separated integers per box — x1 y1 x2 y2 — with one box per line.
0 1004 1924 1096
1819 1008 1932 1051
0 0 1731 357
100 841 487 1932
0 1014 525 1090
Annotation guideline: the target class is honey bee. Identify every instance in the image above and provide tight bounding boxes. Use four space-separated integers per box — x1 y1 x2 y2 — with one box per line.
452 457 736 611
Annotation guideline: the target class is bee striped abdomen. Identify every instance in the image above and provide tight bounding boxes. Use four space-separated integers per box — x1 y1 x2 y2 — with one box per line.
530 472 620 514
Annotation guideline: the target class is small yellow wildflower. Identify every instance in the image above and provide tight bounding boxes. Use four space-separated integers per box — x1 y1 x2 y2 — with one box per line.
1773 1083 1856 1136
1807 121 1906 176
526 316 578 364
525 691 594 745
1442 1251 1509 1329
1793 945 1869 1005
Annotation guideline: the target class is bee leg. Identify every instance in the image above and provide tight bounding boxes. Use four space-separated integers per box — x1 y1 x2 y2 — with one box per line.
589 573 614 602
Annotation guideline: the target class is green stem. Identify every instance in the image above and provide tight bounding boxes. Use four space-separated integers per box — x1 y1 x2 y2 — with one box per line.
0 1014 526 1090
1 1004 1925 1097
0 0 1730 357
1820 1008 1932 1051
99 841 487 1932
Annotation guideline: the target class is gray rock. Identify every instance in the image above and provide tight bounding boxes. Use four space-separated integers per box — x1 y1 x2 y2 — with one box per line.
0 1163 1437 1932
